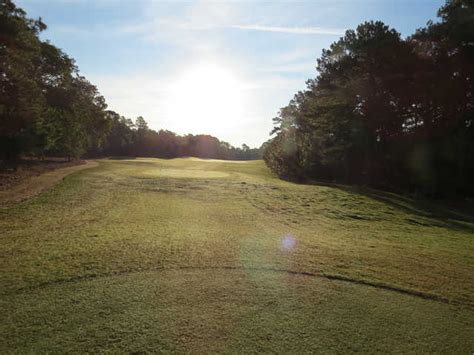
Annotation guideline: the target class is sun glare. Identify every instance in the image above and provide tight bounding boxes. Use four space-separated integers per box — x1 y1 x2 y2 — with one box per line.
164 63 247 137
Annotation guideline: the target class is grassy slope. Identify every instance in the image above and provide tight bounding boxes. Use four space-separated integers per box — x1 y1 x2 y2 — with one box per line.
1 158 473 353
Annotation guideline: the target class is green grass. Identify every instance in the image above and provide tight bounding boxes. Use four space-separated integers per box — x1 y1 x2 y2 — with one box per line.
1 158 473 353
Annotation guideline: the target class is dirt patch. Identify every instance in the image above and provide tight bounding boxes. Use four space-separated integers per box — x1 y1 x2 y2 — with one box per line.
0 158 86 191
0 160 98 206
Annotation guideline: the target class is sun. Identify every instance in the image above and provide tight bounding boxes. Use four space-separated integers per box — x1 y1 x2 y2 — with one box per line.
163 63 246 137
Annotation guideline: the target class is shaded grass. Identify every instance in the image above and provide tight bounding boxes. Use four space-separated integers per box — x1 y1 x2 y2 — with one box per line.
1 158 473 352
337 185 474 233
2 269 472 353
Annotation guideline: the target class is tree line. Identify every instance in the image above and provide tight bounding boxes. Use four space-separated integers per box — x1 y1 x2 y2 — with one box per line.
93 113 262 160
264 0 473 198
0 0 261 162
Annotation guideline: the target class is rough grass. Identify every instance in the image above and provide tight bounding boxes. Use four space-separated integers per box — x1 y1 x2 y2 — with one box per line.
1 158 473 353
0 160 96 205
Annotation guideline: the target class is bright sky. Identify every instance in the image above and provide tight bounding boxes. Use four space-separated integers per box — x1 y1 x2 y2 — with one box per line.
17 0 443 148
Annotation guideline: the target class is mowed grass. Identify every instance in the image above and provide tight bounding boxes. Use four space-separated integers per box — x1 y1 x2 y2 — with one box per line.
1 158 473 353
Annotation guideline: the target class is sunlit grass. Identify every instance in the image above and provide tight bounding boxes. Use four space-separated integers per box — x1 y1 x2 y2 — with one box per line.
1 158 473 352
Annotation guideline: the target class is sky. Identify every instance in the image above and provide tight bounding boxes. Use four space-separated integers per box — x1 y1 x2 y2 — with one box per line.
17 0 444 148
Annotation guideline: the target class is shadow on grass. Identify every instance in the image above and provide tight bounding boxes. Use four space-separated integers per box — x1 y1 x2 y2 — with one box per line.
107 156 137 160
341 185 474 233
308 180 474 234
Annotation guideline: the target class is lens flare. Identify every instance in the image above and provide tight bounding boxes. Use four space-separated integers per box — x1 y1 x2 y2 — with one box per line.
281 234 297 251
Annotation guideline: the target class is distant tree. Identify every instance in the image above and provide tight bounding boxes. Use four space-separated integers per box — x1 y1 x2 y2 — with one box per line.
135 116 148 131
155 130 179 158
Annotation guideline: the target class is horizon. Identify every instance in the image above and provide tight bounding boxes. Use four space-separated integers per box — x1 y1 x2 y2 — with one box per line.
17 0 443 148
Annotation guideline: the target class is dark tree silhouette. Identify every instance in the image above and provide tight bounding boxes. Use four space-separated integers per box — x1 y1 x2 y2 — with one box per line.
264 1 474 198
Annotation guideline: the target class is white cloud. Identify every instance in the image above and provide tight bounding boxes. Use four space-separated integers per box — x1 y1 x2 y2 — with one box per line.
122 20 343 37
121 0 343 44
224 24 344 35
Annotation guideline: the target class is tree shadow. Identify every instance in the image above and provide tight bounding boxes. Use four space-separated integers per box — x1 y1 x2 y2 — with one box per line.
342 185 474 233
310 180 474 234
107 156 137 160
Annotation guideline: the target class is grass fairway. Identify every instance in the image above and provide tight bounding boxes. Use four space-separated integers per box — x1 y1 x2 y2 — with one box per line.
1 158 473 353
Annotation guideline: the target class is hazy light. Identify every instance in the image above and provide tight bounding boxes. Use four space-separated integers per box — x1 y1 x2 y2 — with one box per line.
281 234 297 251
163 63 247 138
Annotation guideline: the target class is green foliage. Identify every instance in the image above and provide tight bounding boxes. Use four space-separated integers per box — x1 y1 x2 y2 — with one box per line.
265 4 474 198
0 0 110 160
0 0 45 158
